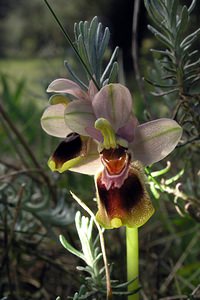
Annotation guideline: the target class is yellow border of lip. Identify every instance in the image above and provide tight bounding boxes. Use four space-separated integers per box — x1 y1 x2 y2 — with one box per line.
111 218 123 228
48 156 83 173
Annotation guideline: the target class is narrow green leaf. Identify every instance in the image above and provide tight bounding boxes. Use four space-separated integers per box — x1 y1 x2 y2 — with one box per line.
184 58 200 71
77 35 90 68
93 253 103 265
175 6 189 48
98 27 110 59
83 21 89 41
145 78 178 88
100 46 119 83
162 65 176 73
165 169 184 185
146 1 172 38
151 88 179 96
154 0 168 18
14 79 26 102
74 22 79 42
112 287 141 296
151 0 166 20
170 0 178 30
108 62 119 83
150 183 160 199
88 17 98 61
188 50 198 57
147 25 173 49
151 162 171 177
188 0 197 14
59 234 85 261
78 21 84 39
114 277 138 289
150 49 174 60
95 23 103 54
180 28 200 48
64 61 88 90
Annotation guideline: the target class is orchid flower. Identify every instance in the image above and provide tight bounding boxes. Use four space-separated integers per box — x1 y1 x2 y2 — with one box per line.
41 78 182 229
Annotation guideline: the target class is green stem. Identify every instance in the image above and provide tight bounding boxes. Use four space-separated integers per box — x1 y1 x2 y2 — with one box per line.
126 227 139 300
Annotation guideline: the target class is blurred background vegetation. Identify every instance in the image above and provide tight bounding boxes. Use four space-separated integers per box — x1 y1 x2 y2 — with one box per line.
0 0 200 299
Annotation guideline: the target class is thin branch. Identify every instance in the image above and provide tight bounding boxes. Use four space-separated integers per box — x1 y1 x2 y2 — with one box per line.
9 184 25 243
159 296 187 300
177 135 200 147
0 168 48 181
0 102 41 170
2 199 13 296
159 234 199 293
0 101 57 202
0 118 29 169
1 184 25 269
0 159 20 170
191 284 200 296
161 182 199 206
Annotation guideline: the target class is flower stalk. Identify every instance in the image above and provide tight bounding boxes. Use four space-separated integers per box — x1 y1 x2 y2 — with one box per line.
126 227 139 300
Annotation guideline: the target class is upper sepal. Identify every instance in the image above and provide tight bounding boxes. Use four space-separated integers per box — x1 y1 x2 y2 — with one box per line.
130 118 182 166
41 103 72 138
64 100 96 136
92 84 133 131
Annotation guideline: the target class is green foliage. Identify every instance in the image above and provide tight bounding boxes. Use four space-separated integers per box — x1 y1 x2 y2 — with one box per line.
73 17 119 87
60 211 140 299
47 14 119 89
0 173 74 236
61 211 107 299
140 2 200 298
144 0 200 96
144 0 200 170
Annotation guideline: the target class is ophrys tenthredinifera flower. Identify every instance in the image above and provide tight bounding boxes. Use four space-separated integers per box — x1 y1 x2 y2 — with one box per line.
41 78 182 229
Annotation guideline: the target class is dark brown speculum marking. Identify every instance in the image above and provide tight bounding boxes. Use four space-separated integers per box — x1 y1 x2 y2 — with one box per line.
52 133 82 166
97 170 144 219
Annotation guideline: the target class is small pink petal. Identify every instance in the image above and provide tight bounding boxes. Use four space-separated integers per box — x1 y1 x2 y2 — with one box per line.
85 126 103 142
41 103 72 138
92 84 133 131
100 160 130 190
47 78 88 99
130 118 182 166
88 79 98 101
65 100 96 136
117 115 139 142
